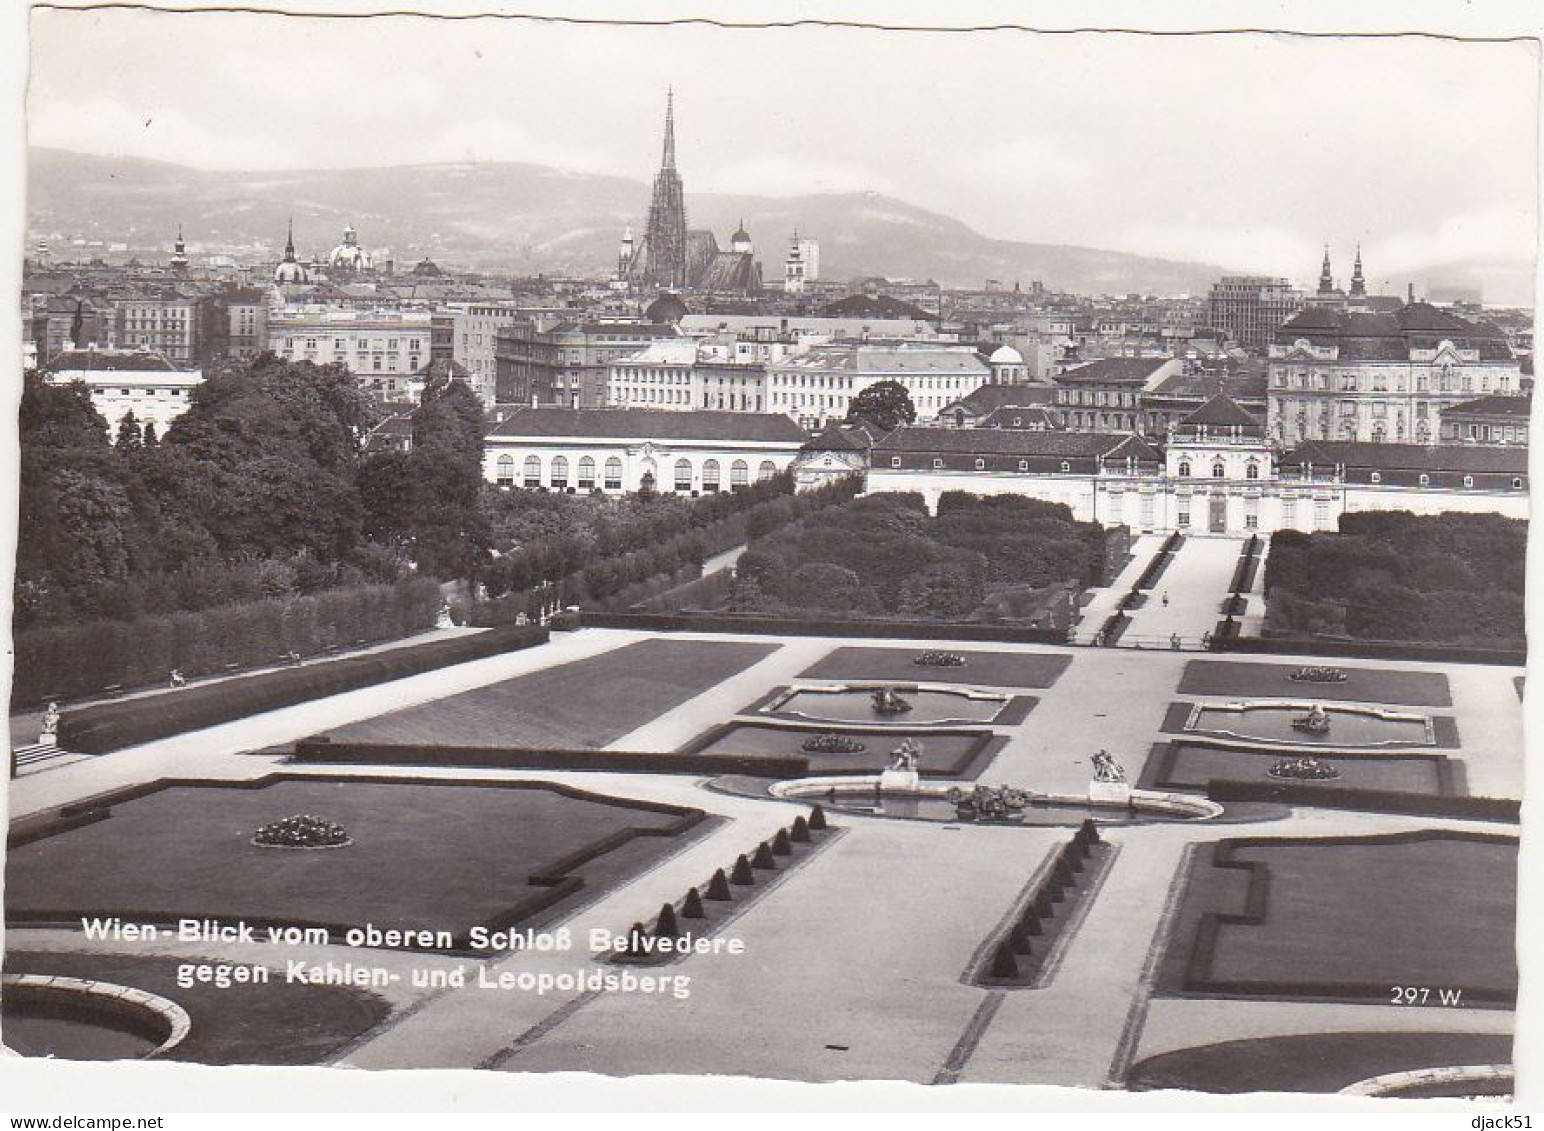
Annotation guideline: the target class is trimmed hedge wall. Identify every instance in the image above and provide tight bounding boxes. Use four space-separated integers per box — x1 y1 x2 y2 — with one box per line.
14 578 443 708
1214 633 1523 667
56 624 550 755
1206 778 1520 822
293 738 807 779
578 610 1070 644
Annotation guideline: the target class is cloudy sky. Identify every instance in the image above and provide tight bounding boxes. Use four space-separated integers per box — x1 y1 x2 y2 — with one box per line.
24 5 1541 287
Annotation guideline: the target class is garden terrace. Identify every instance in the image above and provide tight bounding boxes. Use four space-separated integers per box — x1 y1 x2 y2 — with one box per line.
678 722 1003 778
1127 1032 1514 1095
320 638 778 750
2 950 389 1066
797 646 1071 689
56 623 550 754
6 774 709 952
1177 659 1452 707
1138 741 1461 798
1155 831 1517 1005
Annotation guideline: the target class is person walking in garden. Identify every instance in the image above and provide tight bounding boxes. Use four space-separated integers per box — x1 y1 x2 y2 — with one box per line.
1162 590 1170 608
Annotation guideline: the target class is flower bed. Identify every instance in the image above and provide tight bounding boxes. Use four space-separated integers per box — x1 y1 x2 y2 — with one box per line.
252 814 352 850
1288 666 1349 684
1268 757 1341 781
913 651 966 668
800 733 868 754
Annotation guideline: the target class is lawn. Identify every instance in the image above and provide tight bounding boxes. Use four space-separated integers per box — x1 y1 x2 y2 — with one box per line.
323 638 779 749
680 721 1001 777
1177 660 1451 707
798 646 1071 689
1140 742 1456 796
1157 832 1516 1005
1127 1031 1513 1094
6 775 706 949
2 949 389 1066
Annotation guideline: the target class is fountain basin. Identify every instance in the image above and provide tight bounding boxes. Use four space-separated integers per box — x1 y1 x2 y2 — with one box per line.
761 683 1011 725
1185 701 1435 749
769 775 1220 824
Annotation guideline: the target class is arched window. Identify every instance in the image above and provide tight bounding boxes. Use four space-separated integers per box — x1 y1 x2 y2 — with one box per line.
551 455 569 489
1177 461 1191 477
730 460 749 488
523 455 541 488
674 458 693 492
1211 461 1226 479
577 456 596 489
496 453 515 487
1418 473 1430 488
1463 475 1474 488
701 459 721 493
758 460 777 481
1245 462 1259 480
604 457 623 490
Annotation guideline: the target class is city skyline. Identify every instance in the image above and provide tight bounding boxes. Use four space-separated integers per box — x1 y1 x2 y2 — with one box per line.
26 8 1540 295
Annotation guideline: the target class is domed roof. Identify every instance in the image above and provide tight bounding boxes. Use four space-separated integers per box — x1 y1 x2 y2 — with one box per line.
645 292 689 324
274 259 309 285
731 221 751 243
989 344 1024 365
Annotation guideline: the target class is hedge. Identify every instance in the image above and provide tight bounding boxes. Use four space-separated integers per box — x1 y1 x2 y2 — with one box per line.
1214 632 1524 667
293 738 807 779
580 610 1070 644
14 577 443 708
1206 778 1520 822
56 623 550 754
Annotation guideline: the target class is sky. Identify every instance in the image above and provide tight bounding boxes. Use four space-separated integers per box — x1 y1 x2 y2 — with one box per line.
23 5 1542 286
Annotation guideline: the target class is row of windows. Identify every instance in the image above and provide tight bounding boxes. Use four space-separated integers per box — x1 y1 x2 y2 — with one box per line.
494 454 779 491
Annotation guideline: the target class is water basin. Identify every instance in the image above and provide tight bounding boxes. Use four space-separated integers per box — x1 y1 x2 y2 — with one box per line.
1188 703 1433 748
769 685 1007 725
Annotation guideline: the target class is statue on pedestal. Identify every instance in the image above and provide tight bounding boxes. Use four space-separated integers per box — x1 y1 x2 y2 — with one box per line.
870 687 913 716
39 702 60 745
1091 749 1127 783
878 736 922 793
436 601 456 630
1291 703 1331 735
888 737 921 773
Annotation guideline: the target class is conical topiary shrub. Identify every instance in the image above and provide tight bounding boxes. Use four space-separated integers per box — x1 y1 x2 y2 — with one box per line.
809 805 828 831
1019 911 1044 937
707 868 733 900
625 921 649 956
1009 920 1035 954
654 902 681 939
752 841 777 870
989 941 1021 979
731 854 756 885
772 829 793 856
1079 818 1100 845
682 887 706 919
791 816 811 843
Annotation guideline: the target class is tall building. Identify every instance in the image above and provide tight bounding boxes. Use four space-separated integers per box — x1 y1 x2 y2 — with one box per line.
1267 302 1523 445
1205 276 1304 353
638 90 688 291
168 226 189 273
620 92 760 295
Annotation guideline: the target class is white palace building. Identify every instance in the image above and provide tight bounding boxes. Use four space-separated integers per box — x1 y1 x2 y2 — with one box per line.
856 392 1528 535
482 407 807 496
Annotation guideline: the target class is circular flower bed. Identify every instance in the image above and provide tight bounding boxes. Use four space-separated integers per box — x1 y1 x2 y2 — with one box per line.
1287 666 1349 683
252 814 352 849
914 651 966 668
1267 757 1341 781
801 732 868 754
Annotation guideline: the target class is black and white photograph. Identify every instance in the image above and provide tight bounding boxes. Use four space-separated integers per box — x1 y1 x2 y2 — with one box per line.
2 0 1539 1115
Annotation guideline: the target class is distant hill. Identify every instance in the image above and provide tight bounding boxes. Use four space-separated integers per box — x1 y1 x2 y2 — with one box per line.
25 148 1533 304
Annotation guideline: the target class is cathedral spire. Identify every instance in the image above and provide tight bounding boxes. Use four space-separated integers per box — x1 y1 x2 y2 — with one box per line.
661 87 677 171
1317 244 1335 295
284 217 296 261
1350 243 1366 297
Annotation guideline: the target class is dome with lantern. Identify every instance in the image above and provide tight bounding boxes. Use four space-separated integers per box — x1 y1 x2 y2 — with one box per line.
327 223 374 274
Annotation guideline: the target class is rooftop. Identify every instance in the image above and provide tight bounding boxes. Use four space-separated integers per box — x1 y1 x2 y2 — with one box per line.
485 407 807 445
1283 440 1529 475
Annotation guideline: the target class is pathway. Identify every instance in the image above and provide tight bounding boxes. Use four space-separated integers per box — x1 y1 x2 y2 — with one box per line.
1121 536 1242 649
1072 534 1168 645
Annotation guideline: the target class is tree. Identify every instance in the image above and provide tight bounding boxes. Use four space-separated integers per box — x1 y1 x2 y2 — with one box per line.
115 410 143 452
845 379 916 434
403 377 490 581
142 421 159 446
